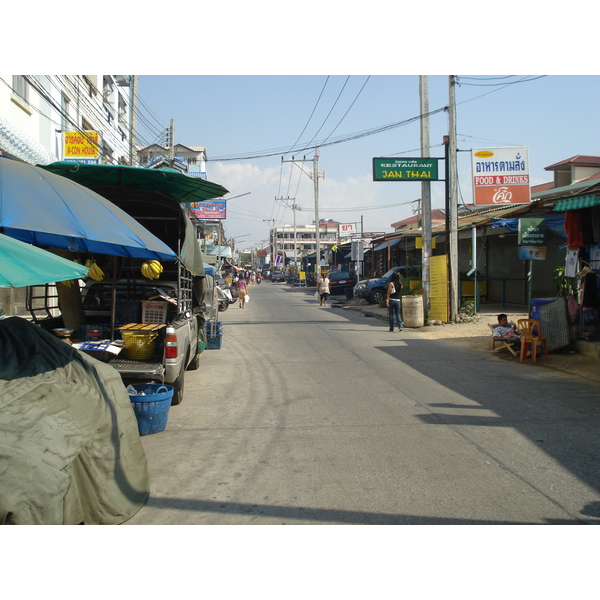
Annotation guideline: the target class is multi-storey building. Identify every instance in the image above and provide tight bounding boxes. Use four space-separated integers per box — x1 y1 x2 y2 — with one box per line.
271 219 339 266
1 75 136 166
0 74 136 316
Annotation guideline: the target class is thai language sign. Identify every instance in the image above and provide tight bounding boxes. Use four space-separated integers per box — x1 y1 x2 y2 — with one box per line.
373 157 439 181
191 200 227 220
471 147 530 205
63 131 99 161
339 223 357 236
429 254 449 322
518 218 546 245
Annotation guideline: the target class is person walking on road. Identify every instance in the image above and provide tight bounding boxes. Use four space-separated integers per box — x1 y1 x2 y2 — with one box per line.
316 272 331 307
236 276 248 309
386 272 404 332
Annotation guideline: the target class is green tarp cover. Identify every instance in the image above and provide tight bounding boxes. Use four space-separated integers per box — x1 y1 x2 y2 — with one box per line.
0 317 149 525
41 162 229 204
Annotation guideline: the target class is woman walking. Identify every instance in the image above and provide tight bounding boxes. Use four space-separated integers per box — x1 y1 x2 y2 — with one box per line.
236 275 248 308
316 272 331 307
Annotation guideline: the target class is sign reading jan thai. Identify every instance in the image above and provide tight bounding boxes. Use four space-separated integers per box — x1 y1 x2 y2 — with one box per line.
373 157 439 181
471 147 530 205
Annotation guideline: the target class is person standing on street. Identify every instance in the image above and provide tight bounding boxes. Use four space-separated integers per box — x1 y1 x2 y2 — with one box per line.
386 272 404 332
236 276 248 309
316 272 331 307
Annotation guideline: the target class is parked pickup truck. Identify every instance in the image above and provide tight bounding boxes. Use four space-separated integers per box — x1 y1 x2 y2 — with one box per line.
353 266 421 304
26 188 211 406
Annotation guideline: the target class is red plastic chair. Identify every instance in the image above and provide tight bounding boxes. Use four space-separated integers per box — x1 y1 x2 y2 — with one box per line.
517 319 548 363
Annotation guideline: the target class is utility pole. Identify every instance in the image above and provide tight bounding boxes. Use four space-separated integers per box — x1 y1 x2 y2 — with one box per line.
420 75 432 317
282 151 324 275
129 75 137 166
448 75 459 322
263 218 275 268
169 119 175 168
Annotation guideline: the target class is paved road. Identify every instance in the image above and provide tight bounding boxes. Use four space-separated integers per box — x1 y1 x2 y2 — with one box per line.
126 281 600 524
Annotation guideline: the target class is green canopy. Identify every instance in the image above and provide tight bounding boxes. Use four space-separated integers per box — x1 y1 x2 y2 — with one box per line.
41 162 229 204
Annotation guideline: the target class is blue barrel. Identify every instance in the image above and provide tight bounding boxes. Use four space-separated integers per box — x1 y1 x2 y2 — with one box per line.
128 384 174 436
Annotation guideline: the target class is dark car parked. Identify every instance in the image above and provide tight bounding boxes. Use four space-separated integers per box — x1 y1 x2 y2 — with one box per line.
327 271 357 299
353 266 421 304
271 270 285 282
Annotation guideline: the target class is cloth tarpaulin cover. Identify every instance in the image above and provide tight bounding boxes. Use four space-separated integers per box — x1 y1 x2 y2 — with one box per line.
40 162 229 204
0 317 149 525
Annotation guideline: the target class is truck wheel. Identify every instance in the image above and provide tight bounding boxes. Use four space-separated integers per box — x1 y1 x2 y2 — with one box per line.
187 349 201 371
370 289 385 304
171 367 185 405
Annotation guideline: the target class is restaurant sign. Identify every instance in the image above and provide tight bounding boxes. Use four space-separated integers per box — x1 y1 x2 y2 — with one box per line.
373 157 439 181
471 146 530 205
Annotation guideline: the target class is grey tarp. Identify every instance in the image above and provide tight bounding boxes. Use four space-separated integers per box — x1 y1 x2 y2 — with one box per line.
0 317 149 524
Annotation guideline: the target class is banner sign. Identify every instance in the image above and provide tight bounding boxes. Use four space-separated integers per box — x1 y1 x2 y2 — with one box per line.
339 223 357 236
471 147 530 205
63 131 99 162
519 246 547 260
518 218 546 245
373 157 439 181
191 200 227 219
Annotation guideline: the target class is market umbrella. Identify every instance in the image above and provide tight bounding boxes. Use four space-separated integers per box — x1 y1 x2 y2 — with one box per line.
41 161 229 204
0 157 177 260
0 232 89 288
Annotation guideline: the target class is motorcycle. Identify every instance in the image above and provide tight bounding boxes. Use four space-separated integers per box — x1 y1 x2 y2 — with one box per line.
216 285 236 312
256 274 262 285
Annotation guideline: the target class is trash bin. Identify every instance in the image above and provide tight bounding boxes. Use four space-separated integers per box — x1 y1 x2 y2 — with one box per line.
128 384 174 436
402 295 424 328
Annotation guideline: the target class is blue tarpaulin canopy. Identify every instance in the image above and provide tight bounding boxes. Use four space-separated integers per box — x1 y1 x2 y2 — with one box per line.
374 237 403 251
0 157 177 260
491 214 566 238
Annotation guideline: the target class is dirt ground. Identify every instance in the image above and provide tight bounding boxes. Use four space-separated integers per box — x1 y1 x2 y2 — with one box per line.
342 298 600 385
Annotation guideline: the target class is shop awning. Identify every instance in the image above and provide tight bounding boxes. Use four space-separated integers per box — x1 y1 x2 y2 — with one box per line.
41 161 229 204
553 194 600 212
374 237 403 251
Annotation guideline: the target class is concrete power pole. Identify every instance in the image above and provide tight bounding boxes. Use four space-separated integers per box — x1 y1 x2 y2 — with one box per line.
129 75 137 166
169 119 175 168
448 76 459 322
282 151 324 275
420 76 432 316
313 148 321 275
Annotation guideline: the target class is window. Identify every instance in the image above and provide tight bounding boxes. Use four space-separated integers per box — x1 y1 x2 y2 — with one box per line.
12 76 29 102
61 93 70 133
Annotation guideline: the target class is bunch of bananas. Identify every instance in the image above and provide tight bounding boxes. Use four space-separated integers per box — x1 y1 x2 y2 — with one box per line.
85 259 105 281
141 260 163 280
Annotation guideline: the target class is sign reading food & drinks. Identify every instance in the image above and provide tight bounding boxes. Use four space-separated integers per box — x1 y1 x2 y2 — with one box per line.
471 147 530 205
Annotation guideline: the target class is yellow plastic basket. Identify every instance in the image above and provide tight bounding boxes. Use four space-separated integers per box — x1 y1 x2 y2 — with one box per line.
122 331 158 360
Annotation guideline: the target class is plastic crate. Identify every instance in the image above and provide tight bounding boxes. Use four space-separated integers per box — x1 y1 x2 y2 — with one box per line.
206 336 222 350
115 301 140 326
128 384 174 435
141 300 168 324
206 321 223 337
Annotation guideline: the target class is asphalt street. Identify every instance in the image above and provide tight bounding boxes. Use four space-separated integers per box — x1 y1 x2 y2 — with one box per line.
125 281 600 525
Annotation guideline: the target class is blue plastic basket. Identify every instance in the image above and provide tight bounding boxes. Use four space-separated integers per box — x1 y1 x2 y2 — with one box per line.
206 336 222 350
128 384 174 436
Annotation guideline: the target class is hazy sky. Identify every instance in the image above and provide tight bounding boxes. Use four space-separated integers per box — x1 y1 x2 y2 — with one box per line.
137 74 599 249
